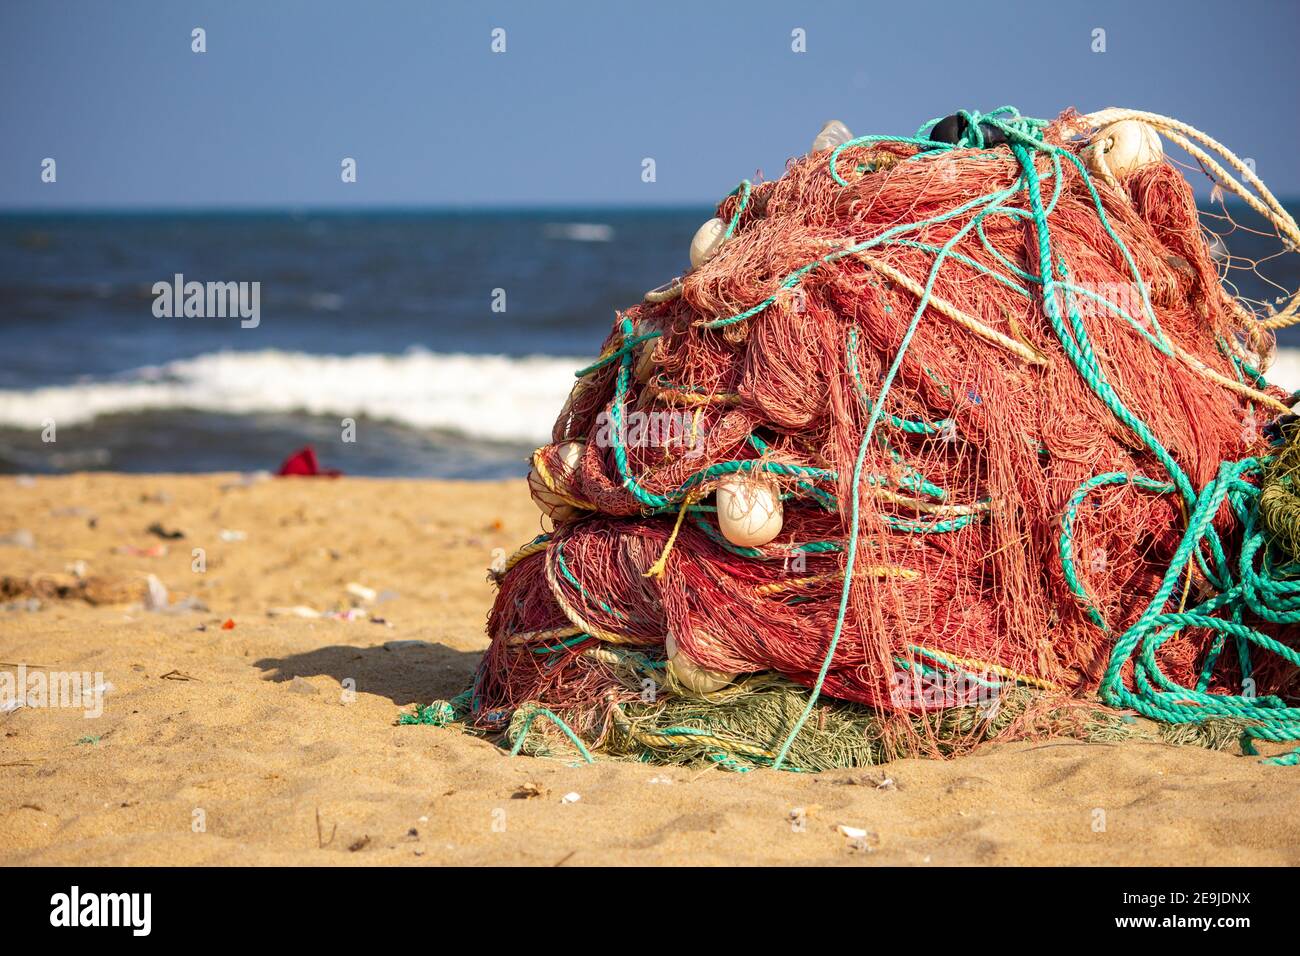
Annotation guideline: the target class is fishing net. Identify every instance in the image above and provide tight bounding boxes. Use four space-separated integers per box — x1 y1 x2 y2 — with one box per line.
413 107 1300 770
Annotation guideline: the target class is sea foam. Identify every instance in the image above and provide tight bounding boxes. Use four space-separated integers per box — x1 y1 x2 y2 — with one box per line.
0 348 582 444
3 346 1298 446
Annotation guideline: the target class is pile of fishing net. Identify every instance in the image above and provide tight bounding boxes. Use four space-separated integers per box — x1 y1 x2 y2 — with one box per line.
411 107 1300 771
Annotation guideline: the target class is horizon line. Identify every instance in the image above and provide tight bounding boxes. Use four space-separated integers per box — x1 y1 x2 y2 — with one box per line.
1 194 1290 217
0 201 723 217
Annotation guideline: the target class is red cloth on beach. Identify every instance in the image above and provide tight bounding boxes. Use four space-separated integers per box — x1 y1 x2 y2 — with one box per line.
275 446 342 478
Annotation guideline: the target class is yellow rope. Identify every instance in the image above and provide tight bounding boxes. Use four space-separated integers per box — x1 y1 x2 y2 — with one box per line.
755 572 843 595
531 447 599 511
606 699 775 760
644 277 683 303
504 625 584 646
643 491 701 579
1082 109 1300 339
870 486 991 517
753 565 918 596
646 384 741 406
852 252 1050 366
917 647 1062 692
1084 108 1300 252
1166 341 1289 414
581 646 630 667
856 194 1288 409
505 538 550 572
543 547 635 645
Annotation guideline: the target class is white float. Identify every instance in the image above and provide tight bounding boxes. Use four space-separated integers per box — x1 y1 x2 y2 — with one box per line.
716 476 783 548
689 217 727 270
665 631 736 694
811 119 853 153
527 439 586 522
1088 119 1163 179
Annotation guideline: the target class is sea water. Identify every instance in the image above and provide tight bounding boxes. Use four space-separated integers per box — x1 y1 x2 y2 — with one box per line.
1 205 1297 477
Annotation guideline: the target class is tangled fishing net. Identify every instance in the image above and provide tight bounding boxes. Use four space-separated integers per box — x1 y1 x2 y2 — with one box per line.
410 106 1300 771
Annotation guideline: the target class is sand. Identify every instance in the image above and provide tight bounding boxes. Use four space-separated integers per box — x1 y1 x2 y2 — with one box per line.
0 473 1296 866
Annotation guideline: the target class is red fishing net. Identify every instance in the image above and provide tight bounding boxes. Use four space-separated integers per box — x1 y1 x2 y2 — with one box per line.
469 110 1298 756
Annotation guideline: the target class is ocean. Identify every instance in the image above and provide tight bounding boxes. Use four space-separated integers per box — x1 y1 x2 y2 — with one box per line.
2 206 1299 478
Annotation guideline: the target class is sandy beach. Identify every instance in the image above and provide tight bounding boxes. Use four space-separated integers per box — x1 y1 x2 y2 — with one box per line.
0 473 1296 866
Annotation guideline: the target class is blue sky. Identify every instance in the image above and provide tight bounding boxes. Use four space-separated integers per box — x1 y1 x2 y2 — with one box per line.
2 0 1298 208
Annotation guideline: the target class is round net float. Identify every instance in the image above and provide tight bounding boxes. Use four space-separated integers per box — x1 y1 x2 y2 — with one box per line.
527 469 580 522
811 119 853 153
527 439 588 522
644 277 682 303
1088 119 1163 179
689 217 727 270
665 631 736 694
715 476 783 548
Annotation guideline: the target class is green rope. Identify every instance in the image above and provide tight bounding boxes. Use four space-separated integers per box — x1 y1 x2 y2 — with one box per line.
722 179 752 239
1004 126 1300 763
771 155 1022 770
508 705 597 764
399 689 474 727
778 108 1298 767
